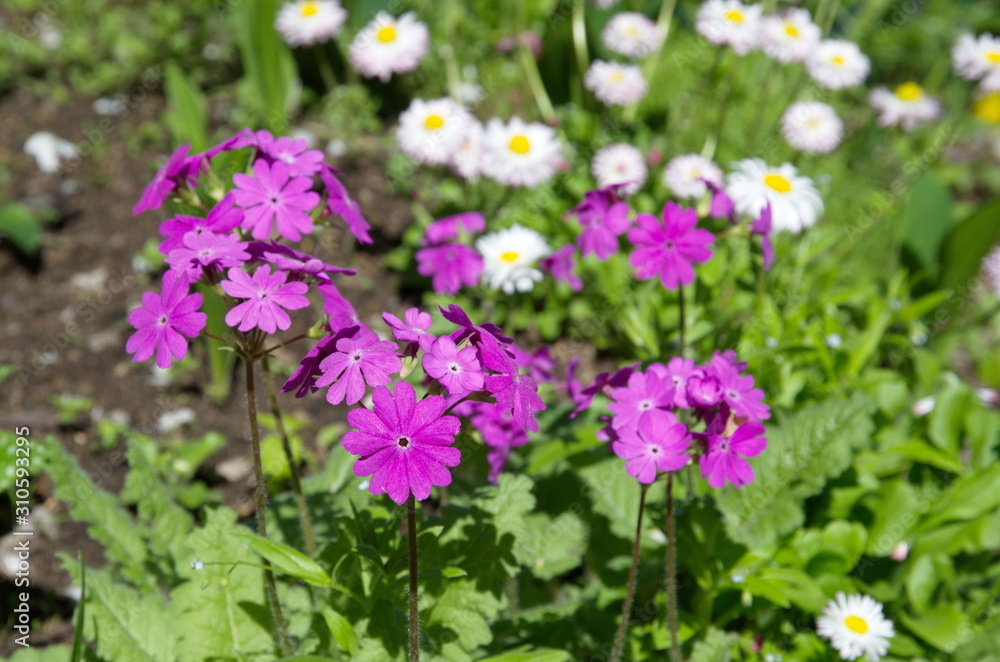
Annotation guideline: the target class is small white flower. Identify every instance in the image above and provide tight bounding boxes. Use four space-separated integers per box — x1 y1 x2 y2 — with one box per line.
450 120 485 181
349 11 429 82
824 333 843 349
92 97 127 117
191 558 205 571
806 40 870 90
952 32 1000 83
584 60 648 107
760 8 820 63
480 117 564 188
695 0 762 56
396 97 473 166
24 131 78 174
476 225 551 294
726 158 823 234
781 101 843 154
816 592 894 661
976 387 999 407
275 0 347 47
602 12 662 59
358 479 371 491
39 24 61 49
889 541 909 561
912 395 936 417
869 82 943 132
662 153 723 199
591 143 647 194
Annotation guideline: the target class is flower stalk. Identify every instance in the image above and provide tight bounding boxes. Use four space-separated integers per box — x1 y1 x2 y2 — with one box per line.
407 496 421 662
611 484 649 662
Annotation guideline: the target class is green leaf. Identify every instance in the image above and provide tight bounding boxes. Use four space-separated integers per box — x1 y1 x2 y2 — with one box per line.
477 648 572 662
577 456 663 541
928 381 973 454
234 0 297 130
322 608 358 655
425 579 505 650
234 531 332 587
690 628 737 662
919 464 1000 532
900 604 970 652
517 511 588 579
904 553 938 614
940 196 1000 288
0 202 43 254
163 62 208 151
902 172 952 270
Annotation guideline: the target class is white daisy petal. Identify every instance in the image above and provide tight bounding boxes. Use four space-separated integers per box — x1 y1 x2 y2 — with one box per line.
868 82 943 132
592 143 647 194
695 0 762 56
602 13 662 59
806 40 870 90
781 101 843 154
480 117 564 188
349 11 429 82
816 592 895 661
760 8 821 63
726 158 823 233
396 97 474 166
275 0 347 47
584 61 648 107
663 154 723 199
475 225 550 294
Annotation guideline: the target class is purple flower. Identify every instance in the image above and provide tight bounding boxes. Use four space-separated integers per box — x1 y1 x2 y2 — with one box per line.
628 202 715 290
424 212 486 245
221 265 310 333
571 363 639 418
133 144 191 216
246 241 356 283
608 369 676 431
561 356 585 405
257 134 324 177
611 410 690 484
705 352 770 422
752 203 774 271
423 336 484 394
510 345 557 385
343 381 461 504
704 178 737 224
280 326 359 398
416 243 484 296
318 283 364 332
479 339 546 433
656 358 699 409
315 328 402 405
126 270 206 368
158 197 244 255
468 402 530 483
232 159 320 241
166 232 251 283
383 308 434 350
686 372 723 409
572 187 632 260
540 244 583 291
699 420 766 489
319 164 373 244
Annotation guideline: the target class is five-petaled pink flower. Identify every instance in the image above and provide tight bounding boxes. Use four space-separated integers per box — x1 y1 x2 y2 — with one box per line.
232 159 320 241
699 420 767 489
221 265 310 333
609 369 676 431
315 328 402 405
126 270 207 368
573 186 633 260
628 201 714 290
133 143 191 216
343 381 461 504
611 410 690 484
423 336 485 394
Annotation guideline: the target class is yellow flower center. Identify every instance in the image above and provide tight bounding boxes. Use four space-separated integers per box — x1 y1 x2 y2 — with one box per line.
725 10 744 23
895 82 923 101
988 52 1000 64
764 174 792 193
424 114 445 130
973 92 1000 124
626 26 640 36
300 1 319 17
610 71 624 82
509 135 531 154
500 251 520 263
376 24 397 43
845 615 869 634
784 23 799 38
830 55 845 65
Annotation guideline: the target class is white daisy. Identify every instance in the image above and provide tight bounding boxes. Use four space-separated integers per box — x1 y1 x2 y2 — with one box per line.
475 225 551 294
760 8 820 63
695 0 762 56
868 82 943 132
816 592 894 661
726 158 823 233
780 101 843 154
602 13 662 59
592 0 620 8
584 60 648 107
396 97 473 166
952 32 1000 83
662 153 723 199
806 40 870 90
275 0 347 47
451 120 485 181
980 67 1000 92
480 117 564 188
591 143 647 195
349 11 429 82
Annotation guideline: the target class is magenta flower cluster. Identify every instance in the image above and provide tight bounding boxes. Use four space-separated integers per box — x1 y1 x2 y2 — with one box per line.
416 212 486 296
572 350 770 489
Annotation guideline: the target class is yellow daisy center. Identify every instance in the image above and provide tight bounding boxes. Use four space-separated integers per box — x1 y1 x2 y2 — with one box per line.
626 26 640 36
300 1 319 17
830 55 845 65
988 52 1000 64
725 10 744 23
509 135 531 154
377 24 397 43
784 23 799 38
844 615 869 634
973 92 1000 124
764 174 792 193
424 114 445 130
500 251 520 263
895 82 923 101
610 71 624 82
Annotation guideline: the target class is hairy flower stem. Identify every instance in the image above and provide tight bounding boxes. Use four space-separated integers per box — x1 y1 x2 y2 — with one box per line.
244 359 293 656
407 497 421 662
666 473 680 662
677 285 686 353
611 484 649 662
261 356 317 557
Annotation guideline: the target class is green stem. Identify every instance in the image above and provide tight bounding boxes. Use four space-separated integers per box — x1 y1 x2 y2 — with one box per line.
313 45 337 92
519 45 556 124
611 484 649 662
245 359 293 656
572 0 590 103
666 473 680 662
624 0 678 123
677 285 686 354
407 497 421 662
261 356 317 557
